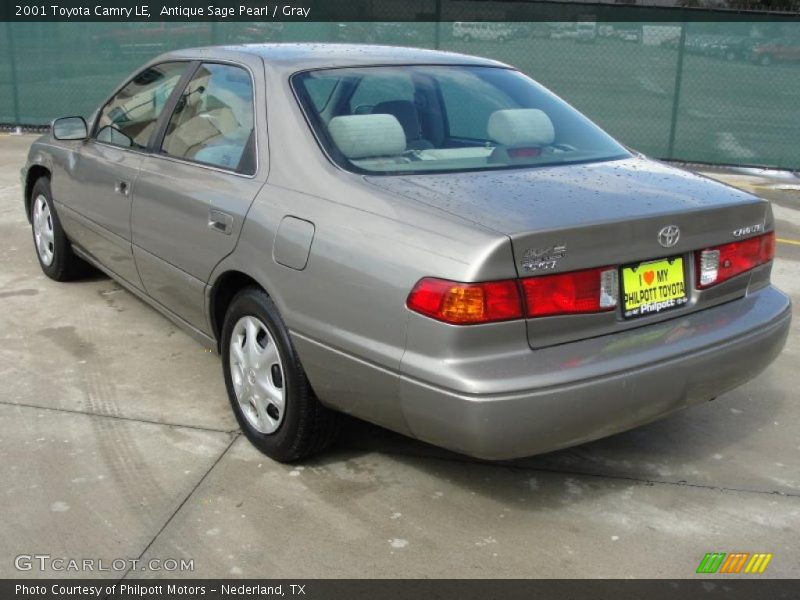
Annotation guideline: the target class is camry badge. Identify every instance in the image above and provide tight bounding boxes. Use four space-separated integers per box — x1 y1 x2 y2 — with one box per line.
657 225 680 248
732 223 763 238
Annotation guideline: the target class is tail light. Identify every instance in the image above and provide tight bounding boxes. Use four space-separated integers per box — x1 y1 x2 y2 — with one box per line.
408 231 776 325
520 267 618 317
407 267 618 324
406 278 523 324
696 231 775 289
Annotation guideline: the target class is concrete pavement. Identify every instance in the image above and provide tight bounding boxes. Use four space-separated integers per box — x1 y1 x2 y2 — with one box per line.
1 134 798 579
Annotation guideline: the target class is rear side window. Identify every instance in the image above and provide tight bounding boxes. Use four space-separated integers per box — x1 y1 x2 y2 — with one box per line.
161 63 256 174
304 77 338 112
94 62 187 150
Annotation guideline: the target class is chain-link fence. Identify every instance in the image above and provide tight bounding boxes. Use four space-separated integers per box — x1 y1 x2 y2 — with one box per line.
1 20 799 169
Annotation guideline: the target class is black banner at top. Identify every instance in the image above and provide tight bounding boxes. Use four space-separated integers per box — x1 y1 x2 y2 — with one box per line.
3 0 800 22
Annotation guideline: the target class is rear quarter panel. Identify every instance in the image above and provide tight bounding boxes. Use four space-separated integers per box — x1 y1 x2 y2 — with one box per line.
205 57 522 432
210 179 515 434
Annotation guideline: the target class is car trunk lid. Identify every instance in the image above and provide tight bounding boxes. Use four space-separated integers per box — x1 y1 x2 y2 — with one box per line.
366 157 771 348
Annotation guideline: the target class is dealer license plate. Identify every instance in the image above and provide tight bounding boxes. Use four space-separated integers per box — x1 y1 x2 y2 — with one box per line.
621 257 688 318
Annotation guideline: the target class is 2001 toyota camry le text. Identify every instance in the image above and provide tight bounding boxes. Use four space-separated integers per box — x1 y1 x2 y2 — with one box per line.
21 44 791 461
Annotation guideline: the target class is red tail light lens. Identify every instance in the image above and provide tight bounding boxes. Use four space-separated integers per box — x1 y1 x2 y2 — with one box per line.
696 231 775 289
520 267 618 317
408 268 620 324
406 278 523 324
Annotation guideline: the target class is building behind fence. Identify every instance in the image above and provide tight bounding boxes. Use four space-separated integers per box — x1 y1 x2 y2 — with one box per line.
1 19 799 169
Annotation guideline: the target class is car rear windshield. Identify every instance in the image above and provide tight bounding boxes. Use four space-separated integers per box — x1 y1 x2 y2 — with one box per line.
292 65 630 175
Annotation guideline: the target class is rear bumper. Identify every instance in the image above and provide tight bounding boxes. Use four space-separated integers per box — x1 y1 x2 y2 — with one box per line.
399 285 791 460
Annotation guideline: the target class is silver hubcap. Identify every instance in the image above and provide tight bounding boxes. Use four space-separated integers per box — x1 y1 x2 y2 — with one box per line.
229 316 285 434
32 194 55 266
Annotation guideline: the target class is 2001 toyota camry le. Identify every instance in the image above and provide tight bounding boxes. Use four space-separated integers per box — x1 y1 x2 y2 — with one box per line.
21 44 791 462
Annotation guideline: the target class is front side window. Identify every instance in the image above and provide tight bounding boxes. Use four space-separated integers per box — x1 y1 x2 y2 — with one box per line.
161 63 255 174
293 66 630 175
95 62 187 150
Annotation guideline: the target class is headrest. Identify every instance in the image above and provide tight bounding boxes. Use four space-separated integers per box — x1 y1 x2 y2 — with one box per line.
328 114 407 159
488 109 555 148
373 100 421 141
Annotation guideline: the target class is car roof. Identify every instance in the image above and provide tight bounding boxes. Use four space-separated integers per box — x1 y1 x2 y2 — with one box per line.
162 43 511 73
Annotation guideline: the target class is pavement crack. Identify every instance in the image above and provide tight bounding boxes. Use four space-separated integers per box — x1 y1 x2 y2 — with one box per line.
0 399 233 434
10 395 796 499
114 433 240 588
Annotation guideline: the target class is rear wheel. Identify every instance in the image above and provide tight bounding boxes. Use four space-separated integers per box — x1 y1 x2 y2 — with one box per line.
30 177 87 281
221 287 340 462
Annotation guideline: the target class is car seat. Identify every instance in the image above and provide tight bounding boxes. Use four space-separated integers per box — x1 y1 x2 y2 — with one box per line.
372 100 434 151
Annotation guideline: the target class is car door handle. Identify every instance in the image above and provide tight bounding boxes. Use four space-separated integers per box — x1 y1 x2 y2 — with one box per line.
115 180 130 196
208 209 233 235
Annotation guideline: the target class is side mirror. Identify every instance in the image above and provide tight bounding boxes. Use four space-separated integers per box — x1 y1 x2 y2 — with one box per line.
52 116 88 141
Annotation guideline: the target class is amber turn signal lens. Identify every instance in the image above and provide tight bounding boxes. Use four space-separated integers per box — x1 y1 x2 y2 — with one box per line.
406 278 523 324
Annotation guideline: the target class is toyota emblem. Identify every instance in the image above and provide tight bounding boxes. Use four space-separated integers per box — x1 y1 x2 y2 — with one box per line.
657 225 680 248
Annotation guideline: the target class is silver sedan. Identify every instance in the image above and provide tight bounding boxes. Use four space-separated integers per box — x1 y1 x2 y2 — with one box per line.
21 44 791 461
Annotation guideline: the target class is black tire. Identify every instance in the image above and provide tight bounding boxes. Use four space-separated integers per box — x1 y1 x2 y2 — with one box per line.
29 177 87 281
221 287 340 462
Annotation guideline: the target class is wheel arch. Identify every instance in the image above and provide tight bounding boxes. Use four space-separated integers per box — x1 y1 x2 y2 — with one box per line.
208 269 270 351
24 165 52 223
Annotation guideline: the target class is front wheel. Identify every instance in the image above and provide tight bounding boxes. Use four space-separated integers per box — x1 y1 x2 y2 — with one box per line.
221 287 341 462
30 177 87 281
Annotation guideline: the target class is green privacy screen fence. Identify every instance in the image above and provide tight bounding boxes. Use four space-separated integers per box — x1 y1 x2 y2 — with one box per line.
1 21 799 169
